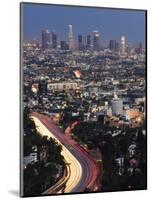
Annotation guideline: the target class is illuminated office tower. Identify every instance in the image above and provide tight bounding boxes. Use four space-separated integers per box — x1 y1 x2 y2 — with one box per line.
52 31 57 49
93 30 100 50
78 35 83 50
67 24 74 49
120 35 126 55
41 29 51 50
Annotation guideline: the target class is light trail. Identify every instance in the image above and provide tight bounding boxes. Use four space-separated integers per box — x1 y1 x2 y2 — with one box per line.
31 113 101 194
31 116 83 193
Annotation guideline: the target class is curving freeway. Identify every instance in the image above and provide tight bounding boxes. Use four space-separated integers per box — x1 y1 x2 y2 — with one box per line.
31 112 100 194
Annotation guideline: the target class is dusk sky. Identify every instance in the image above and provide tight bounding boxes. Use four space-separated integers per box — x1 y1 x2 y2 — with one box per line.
22 3 146 45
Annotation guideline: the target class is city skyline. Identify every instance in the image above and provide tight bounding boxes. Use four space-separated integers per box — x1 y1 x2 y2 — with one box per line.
22 3 146 45
21 3 146 197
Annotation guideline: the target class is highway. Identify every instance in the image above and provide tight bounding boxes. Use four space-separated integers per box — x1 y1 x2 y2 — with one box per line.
31 112 100 194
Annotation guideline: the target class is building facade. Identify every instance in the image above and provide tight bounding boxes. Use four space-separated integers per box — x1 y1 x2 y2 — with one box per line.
111 98 123 115
86 34 91 49
52 31 57 49
78 35 83 50
93 30 100 51
67 24 74 49
41 29 51 50
120 35 126 55
109 40 119 51
47 82 79 91
60 41 69 50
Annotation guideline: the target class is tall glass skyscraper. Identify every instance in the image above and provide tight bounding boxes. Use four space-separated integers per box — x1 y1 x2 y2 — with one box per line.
41 29 51 50
86 34 91 49
52 31 57 49
78 35 83 50
120 35 126 55
67 24 74 49
109 40 119 51
93 30 100 51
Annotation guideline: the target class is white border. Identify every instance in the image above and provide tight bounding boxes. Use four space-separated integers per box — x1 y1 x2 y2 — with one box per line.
0 0 150 200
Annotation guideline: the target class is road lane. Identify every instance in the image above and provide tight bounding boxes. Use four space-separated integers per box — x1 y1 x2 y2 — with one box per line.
31 112 100 193
31 116 83 194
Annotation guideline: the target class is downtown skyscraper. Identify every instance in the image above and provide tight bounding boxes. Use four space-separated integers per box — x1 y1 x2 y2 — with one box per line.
93 31 100 51
52 31 57 49
120 35 126 55
78 35 83 50
86 34 91 50
109 40 119 51
41 29 51 50
67 24 74 50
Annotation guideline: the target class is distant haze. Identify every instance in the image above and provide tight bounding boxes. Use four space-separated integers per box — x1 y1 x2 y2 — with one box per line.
22 3 146 46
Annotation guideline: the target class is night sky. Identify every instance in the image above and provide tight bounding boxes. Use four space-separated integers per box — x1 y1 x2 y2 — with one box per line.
22 3 146 45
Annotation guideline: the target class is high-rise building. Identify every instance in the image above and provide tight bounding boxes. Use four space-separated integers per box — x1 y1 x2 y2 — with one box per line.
60 41 69 50
109 40 115 50
67 24 74 50
86 34 91 49
120 36 126 55
52 31 57 49
93 31 100 51
109 40 119 51
115 41 119 51
135 42 143 54
41 29 51 50
78 35 83 50
138 42 143 54
111 86 123 115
